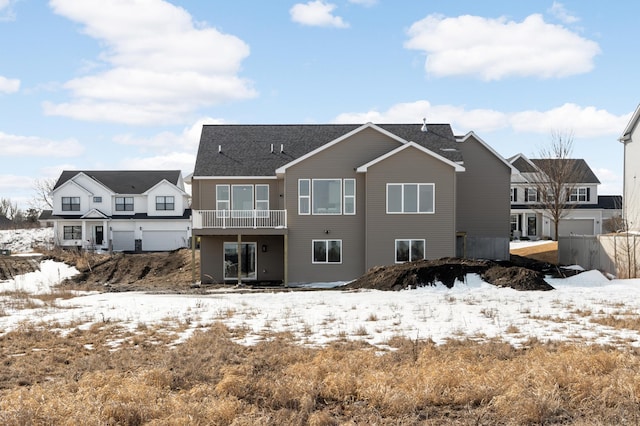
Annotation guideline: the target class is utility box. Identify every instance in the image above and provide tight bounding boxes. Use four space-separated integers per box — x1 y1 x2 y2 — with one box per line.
0 249 11 256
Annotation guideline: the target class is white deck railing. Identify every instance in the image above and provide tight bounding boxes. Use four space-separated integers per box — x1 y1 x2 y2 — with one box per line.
193 210 287 229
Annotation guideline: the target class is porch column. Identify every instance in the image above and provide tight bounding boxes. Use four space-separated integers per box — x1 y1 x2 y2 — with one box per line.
284 233 288 287
81 220 87 249
237 234 242 286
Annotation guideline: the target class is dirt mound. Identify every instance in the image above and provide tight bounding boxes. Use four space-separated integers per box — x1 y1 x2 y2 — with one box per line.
48 249 199 292
345 256 554 292
0 256 42 281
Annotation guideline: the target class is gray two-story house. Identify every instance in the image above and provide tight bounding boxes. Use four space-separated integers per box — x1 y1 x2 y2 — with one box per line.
191 123 512 285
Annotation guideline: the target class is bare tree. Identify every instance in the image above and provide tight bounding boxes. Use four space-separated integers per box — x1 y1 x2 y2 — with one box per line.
0 198 19 220
529 130 589 240
32 178 56 210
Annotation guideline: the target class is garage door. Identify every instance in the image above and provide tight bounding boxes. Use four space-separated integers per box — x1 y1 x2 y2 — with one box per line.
112 231 135 251
559 219 594 236
142 230 188 251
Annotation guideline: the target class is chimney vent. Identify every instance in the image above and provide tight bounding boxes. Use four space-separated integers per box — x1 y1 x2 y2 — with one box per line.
218 145 222 153
270 143 274 153
280 144 284 153
421 118 428 133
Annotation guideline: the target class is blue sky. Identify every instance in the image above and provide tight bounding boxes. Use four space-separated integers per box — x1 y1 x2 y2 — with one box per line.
0 0 637 209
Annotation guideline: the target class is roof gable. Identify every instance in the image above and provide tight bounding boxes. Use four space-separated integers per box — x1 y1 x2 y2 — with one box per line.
456 131 514 172
54 170 182 194
143 179 188 196
356 141 465 172
619 103 640 143
193 123 462 177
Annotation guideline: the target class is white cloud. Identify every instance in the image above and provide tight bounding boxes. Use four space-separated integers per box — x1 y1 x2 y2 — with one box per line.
548 2 579 24
0 132 83 157
45 0 256 125
0 0 16 21
119 152 196 175
333 100 508 134
0 75 19 93
510 104 631 138
114 117 224 151
594 168 623 195
332 101 630 139
404 13 600 80
290 1 349 28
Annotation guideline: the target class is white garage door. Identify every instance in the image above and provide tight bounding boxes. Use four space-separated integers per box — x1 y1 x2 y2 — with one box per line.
559 219 594 236
112 231 135 251
143 230 188 251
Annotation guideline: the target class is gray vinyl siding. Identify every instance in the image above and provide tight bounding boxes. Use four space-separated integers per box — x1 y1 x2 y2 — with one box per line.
364 147 457 270
456 136 511 259
193 178 282 211
200 235 285 284
284 127 403 283
456 137 511 237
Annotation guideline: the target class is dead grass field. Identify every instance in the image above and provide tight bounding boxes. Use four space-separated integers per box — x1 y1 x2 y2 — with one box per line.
511 241 559 265
2 322 640 425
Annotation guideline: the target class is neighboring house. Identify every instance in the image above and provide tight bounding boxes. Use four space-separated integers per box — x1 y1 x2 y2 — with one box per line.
41 170 191 251
508 154 620 239
619 104 640 231
191 122 512 285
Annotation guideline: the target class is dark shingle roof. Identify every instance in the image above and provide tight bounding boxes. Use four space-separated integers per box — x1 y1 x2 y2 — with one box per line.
193 124 460 177
597 195 622 209
511 156 539 173
53 170 182 194
530 159 601 184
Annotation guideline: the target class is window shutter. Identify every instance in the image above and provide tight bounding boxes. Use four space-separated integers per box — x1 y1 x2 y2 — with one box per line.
524 188 528 201
587 188 591 202
514 188 518 202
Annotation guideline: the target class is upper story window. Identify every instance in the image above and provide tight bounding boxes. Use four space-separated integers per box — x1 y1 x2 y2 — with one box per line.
93 196 102 203
216 184 269 212
387 183 434 214
525 188 538 203
156 196 175 211
62 196 80 211
510 188 517 203
115 196 134 211
569 187 589 202
298 178 355 215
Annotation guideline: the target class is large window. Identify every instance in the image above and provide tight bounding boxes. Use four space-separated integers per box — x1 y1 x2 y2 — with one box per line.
387 184 434 214
63 225 82 240
395 239 425 263
313 240 342 264
298 178 356 215
156 196 175 211
570 187 588 202
216 185 230 212
525 188 538 203
217 184 269 214
313 179 342 214
62 197 80 211
115 197 134 211
223 242 256 280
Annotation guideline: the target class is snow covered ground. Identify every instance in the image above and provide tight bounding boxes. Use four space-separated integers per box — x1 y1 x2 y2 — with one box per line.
1 228 640 350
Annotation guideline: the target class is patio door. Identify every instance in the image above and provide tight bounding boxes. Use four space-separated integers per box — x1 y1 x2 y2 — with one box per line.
224 242 257 280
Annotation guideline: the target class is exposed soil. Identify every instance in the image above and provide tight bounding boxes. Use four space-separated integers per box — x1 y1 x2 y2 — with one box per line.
345 255 555 292
1 241 565 293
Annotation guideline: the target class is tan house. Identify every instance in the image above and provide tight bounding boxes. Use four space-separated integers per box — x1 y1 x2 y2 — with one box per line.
191 123 512 285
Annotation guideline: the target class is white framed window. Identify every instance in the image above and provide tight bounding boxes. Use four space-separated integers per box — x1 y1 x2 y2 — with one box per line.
156 196 175 211
570 187 588 202
216 185 230 216
62 196 80 211
93 196 102 203
115 197 133 211
63 225 82 240
312 240 342 264
395 239 425 263
510 188 517 203
256 185 269 211
387 183 434 214
525 188 537 203
299 179 310 215
313 179 342 214
344 179 355 215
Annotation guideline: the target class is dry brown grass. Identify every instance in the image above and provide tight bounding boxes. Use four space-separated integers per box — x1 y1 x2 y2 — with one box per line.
511 241 559 264
2 322 640 425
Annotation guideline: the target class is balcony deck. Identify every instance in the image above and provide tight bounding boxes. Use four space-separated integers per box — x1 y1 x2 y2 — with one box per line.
193 210 287 232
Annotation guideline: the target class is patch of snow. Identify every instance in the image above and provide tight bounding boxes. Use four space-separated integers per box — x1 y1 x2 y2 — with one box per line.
0 227 54 253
